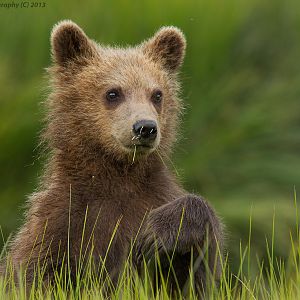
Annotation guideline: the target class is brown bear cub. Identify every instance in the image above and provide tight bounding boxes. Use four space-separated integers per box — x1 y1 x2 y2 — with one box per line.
0 21 223 293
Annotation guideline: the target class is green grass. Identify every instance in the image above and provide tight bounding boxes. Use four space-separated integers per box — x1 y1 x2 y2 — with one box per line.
0 192 299 299
0 0 299 291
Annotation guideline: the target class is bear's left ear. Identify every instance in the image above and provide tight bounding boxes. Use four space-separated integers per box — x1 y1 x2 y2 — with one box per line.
142 26 186 73
51 20 97 66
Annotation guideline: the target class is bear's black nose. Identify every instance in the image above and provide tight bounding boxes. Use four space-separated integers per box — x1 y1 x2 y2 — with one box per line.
133 120 157 141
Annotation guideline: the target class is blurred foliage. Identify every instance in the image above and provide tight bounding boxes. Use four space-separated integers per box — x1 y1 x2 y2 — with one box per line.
0 0 299 273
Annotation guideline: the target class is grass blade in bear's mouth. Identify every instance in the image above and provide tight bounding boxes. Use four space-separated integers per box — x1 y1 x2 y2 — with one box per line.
127 143 152 150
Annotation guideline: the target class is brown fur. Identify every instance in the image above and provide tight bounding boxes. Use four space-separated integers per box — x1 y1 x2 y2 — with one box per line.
0 20 223 293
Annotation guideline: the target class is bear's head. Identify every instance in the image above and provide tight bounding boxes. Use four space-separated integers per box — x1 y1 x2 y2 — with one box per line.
47 21 186 163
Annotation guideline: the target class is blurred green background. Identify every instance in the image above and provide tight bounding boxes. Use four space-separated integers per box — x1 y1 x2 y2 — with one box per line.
0 0 299 273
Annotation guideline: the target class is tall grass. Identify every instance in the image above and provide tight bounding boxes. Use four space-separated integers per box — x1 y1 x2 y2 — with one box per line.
0 0 299 280
0 192 299 299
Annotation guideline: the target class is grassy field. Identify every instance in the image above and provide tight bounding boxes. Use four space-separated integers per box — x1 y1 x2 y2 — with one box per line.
0 0 300 298
0 192 299 299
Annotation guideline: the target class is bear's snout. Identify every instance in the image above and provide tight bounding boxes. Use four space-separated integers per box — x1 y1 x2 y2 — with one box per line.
132 120 157 143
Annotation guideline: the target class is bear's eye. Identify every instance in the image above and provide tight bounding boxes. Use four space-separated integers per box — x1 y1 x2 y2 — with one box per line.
152 90 163 104
106 89 121 102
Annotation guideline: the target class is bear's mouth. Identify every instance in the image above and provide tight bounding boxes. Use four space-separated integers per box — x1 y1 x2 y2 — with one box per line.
127 143 153 151
114 135 159 154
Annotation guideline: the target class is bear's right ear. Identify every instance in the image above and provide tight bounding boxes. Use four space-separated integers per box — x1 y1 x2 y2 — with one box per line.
141 26 186 73
51 20 96 66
